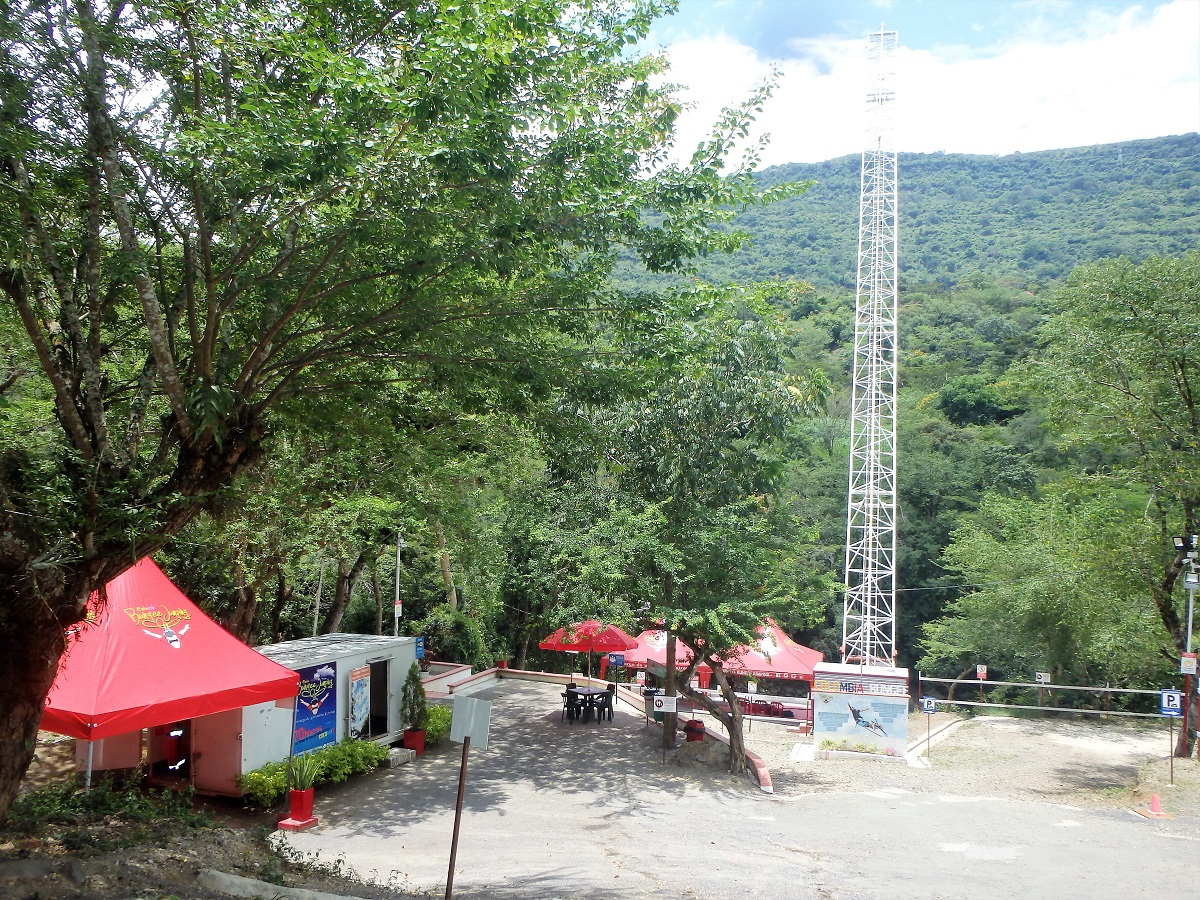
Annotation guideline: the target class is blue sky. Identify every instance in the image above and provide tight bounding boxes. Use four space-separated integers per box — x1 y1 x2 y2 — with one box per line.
646 0 1200 165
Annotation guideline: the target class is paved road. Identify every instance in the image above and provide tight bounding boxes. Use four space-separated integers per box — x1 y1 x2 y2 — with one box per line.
279 681 1200 899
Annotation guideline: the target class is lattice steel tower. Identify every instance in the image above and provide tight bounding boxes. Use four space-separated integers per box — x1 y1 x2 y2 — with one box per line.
843 28 899 667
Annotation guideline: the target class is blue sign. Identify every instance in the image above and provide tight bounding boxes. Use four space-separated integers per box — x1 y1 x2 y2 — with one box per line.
608 652 625 667
1161 690 1184 717
415 636 425 659
294 662 337 753
920 697 937 714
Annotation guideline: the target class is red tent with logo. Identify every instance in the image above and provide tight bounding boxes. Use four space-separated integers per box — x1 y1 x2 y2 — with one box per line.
42 557 299 741
612 619 822 684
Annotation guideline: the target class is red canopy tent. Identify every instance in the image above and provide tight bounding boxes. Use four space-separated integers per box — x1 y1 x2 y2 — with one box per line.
611 619 822 685
43 557 299 741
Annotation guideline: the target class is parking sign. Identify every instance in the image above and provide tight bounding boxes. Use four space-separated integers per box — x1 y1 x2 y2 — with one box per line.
920 697 937 714
1161 690 1184 717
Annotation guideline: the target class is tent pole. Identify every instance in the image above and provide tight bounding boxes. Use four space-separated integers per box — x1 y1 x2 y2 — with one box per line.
85 739 94 792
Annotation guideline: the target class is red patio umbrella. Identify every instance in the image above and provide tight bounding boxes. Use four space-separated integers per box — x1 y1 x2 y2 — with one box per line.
539 620 638 678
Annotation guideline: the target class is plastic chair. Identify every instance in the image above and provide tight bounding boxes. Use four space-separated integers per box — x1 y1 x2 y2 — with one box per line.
562 690 586 722
768 701 785 717
594 685 615 722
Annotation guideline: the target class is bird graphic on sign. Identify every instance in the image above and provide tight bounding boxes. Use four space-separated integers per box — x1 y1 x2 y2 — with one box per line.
847 704 887 737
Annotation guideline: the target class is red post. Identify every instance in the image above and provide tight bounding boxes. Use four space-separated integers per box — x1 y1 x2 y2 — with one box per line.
1183 673 1192 758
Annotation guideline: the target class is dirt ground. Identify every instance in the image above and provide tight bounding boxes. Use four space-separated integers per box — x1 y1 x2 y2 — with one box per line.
4 713 1199 899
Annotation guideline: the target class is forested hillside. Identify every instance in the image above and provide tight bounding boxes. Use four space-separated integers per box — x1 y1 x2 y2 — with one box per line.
711 133 1200 288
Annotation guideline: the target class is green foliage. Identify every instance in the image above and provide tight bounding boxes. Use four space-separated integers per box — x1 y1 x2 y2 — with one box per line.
920 490 1169 685
238 739 390 808
414 606 487 667
426 705 453 745
401 662 429 732
238 762 292 809
4 779 211 850
317 739 390 784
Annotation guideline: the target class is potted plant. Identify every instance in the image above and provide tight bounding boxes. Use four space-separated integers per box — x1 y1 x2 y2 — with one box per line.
287 752 321 823
401 661 429 756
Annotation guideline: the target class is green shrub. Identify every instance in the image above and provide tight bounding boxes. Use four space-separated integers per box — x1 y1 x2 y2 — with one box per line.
238 761 289 808
238 739 390 808
426 705 453 745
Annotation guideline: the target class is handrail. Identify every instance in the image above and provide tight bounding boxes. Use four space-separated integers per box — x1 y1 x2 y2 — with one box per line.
917 676 1162 696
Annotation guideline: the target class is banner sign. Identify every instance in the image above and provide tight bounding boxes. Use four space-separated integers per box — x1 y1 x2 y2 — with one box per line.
349 665 370 740
415 636 425 659
294 662 338 753
812 674 907 697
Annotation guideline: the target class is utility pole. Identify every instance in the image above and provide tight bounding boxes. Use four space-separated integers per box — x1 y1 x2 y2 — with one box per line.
843 27 900 667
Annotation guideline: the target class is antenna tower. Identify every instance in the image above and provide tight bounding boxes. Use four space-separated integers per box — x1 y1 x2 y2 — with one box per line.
843 28 899 666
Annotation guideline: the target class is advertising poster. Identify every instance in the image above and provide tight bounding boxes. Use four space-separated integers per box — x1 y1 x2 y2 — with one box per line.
349 665 370 740
294 662 337 753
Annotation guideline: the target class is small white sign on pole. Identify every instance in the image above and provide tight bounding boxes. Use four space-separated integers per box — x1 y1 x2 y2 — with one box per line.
1035 672 1051 684
976 665 987 681
1182 652 1198 676
450 695 492 752
652 695 677 714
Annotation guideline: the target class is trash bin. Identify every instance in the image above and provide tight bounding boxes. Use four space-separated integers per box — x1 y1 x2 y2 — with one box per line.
683 719 705 742
643 688 664 722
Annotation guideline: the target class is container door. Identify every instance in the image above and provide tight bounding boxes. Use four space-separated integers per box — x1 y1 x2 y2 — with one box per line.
191 708 244 797
369 658 390 737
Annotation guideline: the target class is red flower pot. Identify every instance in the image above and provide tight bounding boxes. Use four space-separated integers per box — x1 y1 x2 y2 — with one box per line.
289 787 314 822
402 729 426 756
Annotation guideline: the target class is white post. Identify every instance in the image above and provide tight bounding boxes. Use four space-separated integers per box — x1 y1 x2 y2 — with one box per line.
394 532 404 637
85 740 94 791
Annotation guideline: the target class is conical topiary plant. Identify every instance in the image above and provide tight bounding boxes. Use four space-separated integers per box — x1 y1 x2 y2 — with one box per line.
401 661 429 732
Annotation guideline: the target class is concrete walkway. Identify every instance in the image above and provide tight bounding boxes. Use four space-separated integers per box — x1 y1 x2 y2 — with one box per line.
278 681 1200 899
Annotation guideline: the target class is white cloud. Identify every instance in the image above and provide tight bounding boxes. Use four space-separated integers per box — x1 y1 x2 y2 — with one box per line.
661 0 1200 166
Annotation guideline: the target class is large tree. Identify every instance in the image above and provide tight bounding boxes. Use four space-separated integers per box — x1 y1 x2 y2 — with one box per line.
1008 252 1200 752
0 0 782 818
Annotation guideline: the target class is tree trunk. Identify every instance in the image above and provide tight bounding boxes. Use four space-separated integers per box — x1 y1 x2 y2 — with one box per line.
707 662 747 774
226 554 258 644
663 626 677 750
433 518 458 610
320 552 370 634
0 595 66 824
269 572 292 644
